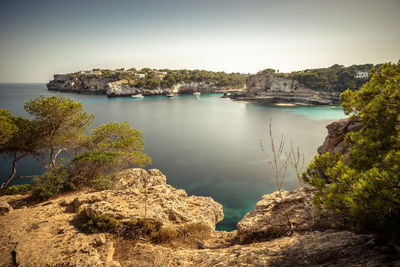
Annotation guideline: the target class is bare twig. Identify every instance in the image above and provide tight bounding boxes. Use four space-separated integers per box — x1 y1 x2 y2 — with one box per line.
285 140 305 187
260 120 293 233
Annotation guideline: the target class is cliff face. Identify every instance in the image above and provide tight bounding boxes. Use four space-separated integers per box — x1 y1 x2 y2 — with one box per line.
317 118 362 163
47 75 115 94
231 74 341 105
1 166 397 266
106 81 221 96
48 74 227 96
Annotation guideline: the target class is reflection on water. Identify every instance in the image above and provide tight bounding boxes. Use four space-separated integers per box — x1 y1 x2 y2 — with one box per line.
0 84 346 230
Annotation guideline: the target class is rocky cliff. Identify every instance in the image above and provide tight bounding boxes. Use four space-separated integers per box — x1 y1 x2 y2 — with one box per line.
317 118 362 163
47 74 227 97
231 74 341 105
1 167 398 266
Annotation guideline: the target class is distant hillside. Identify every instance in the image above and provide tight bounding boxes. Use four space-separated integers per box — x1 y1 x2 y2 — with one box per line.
66 68 247 90
254 64 379 92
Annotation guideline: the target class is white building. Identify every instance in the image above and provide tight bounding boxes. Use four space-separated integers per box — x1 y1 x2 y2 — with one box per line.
80 70 102 76
134 73 146 79
355 71 369 79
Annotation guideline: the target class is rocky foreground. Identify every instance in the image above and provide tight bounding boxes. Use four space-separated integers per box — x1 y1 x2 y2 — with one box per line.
1 167 398 266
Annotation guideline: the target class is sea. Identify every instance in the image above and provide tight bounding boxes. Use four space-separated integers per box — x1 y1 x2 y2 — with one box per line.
0 83 347 230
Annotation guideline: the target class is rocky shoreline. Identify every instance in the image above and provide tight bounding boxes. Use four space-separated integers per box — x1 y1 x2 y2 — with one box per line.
47 72 342 104
47 74 234 97
230 73 341 105
1 166 398 266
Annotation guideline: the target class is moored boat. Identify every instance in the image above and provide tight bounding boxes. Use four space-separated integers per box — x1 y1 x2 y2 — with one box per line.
131 94 144 98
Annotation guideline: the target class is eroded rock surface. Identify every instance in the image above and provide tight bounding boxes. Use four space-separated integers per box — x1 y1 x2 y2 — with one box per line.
0 201 13 215
0 168 397 266
231 73 341 105
0 168 223 266
48 73 232 96
237 187 321 243
317 118 362 162
115 231 395 267
73 168 223 231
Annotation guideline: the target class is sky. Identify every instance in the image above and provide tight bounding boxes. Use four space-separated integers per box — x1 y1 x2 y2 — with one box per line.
0 0 399 83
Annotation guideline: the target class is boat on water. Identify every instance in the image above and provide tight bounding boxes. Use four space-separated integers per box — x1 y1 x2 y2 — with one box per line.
166 94 174 98
131 94 144 98
193 92 201 96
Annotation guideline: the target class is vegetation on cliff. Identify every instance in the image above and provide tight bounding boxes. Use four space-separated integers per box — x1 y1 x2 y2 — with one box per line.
256 64 380 92
302 62 400 239
0 96 151 197
70 68 248 90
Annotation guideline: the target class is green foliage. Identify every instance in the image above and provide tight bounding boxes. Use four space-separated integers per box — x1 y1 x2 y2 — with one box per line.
341 63 400 170
0 114 41 156
0 113 42 190
81 213 121 234
68 151 122 189
0 110 18 146
257 68 276 75
1 96 151 194
31 166 72 200
285 64 375 92
30 122 151 200
69 68 248 89
87 122 151 167
1 184 32 195
24 95 94 166
302 62 400 238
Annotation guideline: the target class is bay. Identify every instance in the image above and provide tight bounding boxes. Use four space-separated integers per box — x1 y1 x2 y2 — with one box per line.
0 83 347 230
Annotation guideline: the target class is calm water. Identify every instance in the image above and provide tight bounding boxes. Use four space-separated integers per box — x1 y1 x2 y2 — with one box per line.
0 83 347 230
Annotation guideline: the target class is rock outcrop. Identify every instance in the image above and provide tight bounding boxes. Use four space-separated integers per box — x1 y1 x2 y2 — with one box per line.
48 74 230 97
0 201 13 215
47 75 113 94
237 187 320 243
117 230 391 266
0 168 224 266
231 73 341 105
317 118 362 162
74 168 224 231
1 168 398 266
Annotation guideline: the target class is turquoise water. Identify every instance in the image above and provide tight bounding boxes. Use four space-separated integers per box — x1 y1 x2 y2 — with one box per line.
0 84 347 230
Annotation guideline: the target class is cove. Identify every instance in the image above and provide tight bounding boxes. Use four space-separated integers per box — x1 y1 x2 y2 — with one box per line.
0 83 347 230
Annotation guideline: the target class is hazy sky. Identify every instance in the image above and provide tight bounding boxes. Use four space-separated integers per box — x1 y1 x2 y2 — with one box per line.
0 0 399 82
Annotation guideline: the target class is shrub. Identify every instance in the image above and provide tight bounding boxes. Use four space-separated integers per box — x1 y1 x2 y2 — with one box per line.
121 218 178 243
302 62 400 239
80 214 121 234
182 222 211 238
31 167 71 200
122 218 162 239
155 225 178 243
1 184 32 195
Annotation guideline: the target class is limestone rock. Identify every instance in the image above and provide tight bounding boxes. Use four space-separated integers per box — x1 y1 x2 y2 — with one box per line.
317 118 362 163
237 187 319 243
115 231 396 266
113 168 167 189
0 197 120 266
47 73 232 96
76 186 222 231
1 167 397 266
0 201 13 215
231 73 341 105
72 168 223 230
